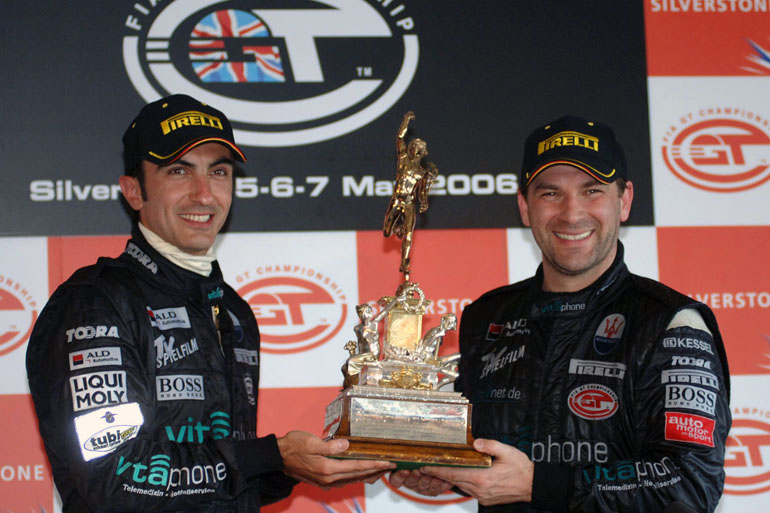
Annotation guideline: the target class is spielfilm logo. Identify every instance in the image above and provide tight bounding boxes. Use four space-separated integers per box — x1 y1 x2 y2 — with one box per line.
236 268 348 354
123 0 419 147
0 275 39 357
724 409 770 495
661 109 770 192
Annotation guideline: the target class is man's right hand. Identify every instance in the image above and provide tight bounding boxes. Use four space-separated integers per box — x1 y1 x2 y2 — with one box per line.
277 431 395 488
389 469 455 496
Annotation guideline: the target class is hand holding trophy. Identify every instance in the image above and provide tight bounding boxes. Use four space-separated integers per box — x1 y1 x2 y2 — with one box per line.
324 112 491 469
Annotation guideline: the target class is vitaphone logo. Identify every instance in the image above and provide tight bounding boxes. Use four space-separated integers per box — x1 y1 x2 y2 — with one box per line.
165 411 230 443
116 454 227 491
123 0 419 147
540 300 585 314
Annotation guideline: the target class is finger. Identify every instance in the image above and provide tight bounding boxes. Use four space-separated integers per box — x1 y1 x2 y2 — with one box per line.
363 470 388 484
420 465 476 484
389 469 412 488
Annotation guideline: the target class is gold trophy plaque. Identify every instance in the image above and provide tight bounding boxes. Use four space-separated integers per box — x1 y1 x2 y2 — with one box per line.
323 112 491 469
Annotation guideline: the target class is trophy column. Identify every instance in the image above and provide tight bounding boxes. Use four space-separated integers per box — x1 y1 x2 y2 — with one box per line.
323 112 490 469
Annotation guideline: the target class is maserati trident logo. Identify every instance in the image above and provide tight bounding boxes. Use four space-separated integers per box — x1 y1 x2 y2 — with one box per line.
123 0 419 147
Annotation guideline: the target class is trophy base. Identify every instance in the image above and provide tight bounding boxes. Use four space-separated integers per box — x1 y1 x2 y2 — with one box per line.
324 385 491 469
331 435 491 470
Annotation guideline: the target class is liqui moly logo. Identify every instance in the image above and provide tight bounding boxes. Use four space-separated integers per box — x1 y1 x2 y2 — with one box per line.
235 265 348 353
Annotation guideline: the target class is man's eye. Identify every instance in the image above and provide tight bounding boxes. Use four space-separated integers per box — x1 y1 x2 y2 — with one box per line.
212 168 229 176
168 168 186 175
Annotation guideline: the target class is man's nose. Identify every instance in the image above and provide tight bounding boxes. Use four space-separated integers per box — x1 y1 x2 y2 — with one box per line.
190 174 214 205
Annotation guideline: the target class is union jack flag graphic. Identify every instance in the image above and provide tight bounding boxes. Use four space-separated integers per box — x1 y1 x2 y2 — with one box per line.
321 498 365 513
189 9 285 83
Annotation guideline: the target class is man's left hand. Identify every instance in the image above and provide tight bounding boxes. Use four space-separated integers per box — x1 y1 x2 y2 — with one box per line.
419 438 534 506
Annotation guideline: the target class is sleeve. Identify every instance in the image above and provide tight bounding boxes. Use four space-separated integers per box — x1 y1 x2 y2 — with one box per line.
25 281 270 511
531 312 731 513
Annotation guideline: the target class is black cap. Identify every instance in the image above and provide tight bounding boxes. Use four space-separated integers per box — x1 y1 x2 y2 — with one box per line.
122 94 245 173
521 115 627 187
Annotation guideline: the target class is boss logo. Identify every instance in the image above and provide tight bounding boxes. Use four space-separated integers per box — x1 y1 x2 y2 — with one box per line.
156 374 205 401
665 384 716 415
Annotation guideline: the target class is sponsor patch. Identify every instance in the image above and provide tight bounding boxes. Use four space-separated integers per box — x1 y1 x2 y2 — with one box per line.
69 347 122 370
156 374 205 401
243 375 256 406
670 355 712 369
569 359 626 379
65 325 119 343
665 412 715 448
228 309 244 343
70 371 127 412
125 242 158 274
147 306 191 331
486 323 503 341
234 348 258 366
154 334 199 368
593 314 625 354
567 384 619 420
662 336 714 355
665 384 717 415
661 369 719 390
74 403 143 461
480 345 526 379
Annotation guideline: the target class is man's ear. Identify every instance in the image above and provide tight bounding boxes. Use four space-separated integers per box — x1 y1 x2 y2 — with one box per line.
517 192 531 227
119 175 144 211
619 180 634 223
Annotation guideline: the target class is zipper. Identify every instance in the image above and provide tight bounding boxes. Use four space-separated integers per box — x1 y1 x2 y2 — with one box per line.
211 304 224 357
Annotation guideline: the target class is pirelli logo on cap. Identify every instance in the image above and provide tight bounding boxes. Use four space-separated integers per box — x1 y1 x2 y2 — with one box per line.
160 111 223 135
538 131 599 155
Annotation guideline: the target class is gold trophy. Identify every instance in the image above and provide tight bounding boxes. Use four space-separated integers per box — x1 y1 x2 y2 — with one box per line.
322 112 491 469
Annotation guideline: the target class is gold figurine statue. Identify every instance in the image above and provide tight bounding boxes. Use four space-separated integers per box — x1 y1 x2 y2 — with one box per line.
383 111 439 281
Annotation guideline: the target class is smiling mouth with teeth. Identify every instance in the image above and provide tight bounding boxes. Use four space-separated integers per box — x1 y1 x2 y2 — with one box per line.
555 231 592 241
180 214 213 223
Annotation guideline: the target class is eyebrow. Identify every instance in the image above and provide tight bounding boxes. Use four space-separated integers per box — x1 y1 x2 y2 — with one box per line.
173 156 235 168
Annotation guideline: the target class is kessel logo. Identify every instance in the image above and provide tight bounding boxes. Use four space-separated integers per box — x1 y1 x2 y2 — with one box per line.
122 0 419 147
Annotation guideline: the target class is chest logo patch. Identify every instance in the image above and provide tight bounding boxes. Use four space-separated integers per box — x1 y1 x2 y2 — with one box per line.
593 314 626 355
568 384 619 420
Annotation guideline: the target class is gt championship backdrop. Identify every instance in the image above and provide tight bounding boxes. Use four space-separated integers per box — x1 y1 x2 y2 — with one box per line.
1 1 769 511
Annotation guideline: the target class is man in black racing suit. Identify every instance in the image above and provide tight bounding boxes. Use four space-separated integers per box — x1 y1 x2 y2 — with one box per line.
26 95 392 513
390 115 730 513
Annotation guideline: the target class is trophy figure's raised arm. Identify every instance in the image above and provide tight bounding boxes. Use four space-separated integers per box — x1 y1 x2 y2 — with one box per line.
324 113 490 469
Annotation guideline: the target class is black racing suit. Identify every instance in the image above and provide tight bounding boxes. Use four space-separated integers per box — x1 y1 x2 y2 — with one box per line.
456 243 730 513
26 226 295 512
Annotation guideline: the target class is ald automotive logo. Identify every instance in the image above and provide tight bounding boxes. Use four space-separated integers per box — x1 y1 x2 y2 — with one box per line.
123 0 419 147
661 108 770 192
235 265 348 353
0 275 39 357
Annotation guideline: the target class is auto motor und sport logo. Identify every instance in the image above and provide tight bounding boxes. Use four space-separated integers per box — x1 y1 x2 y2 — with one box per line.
235 266 348 354
661 108 770 192
0 275 39 357
123 0 419 147
724 408 770 496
